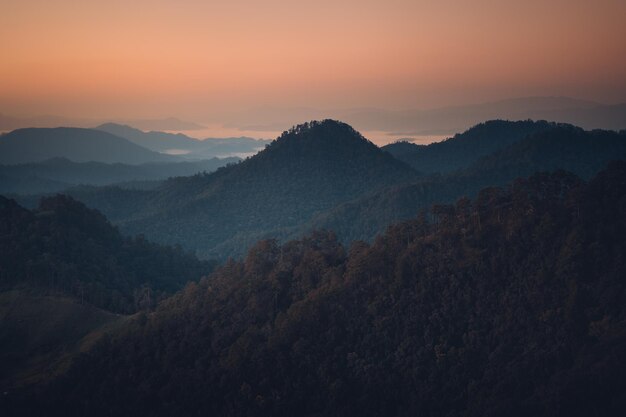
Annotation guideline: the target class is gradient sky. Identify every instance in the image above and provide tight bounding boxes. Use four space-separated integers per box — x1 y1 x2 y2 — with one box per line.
1 0 625 124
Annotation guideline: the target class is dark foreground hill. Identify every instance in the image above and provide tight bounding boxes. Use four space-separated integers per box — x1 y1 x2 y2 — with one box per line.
9 161 626 417
0 127 176 165
0 195 213 313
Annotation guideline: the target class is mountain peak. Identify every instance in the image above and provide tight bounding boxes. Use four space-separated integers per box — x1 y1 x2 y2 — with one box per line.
268 120 374 154
282 119 365 138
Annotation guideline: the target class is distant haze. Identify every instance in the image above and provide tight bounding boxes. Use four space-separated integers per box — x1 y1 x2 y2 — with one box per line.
1 1 625 144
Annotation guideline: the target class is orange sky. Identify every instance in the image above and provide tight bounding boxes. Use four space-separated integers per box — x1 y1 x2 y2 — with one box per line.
1 0 625 123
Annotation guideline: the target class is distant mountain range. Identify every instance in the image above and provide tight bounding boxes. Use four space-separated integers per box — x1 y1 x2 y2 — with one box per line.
0 127 176 165
345 97 626 136
0 125 268 193
223 97 626 139
4 96 625 142
42 119 626 260
0 114 205 132
95 123 271 158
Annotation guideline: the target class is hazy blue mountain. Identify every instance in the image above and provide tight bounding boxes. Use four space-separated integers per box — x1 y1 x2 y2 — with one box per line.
120 117 205 131
95 123 206 152
382 120 557 173
0 127 177 165
96 123 271 158
0 114 204 132
0 156 239 194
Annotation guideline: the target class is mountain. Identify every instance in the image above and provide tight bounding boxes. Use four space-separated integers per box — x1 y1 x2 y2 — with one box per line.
95 123 206 152
303 124 626 245
96 123 271 158
0 127 177 165
0 114 204 132
67 120 420 258
119 117 205 131
11 162 626 417
0 157 239 195
382 119 557 173
0 195 213 313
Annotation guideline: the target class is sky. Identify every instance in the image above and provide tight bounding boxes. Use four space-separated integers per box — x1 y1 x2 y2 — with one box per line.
1 0 625 140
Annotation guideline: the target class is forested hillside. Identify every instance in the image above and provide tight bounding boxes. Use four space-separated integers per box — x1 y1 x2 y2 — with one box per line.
305 125 626 244
0 195 213 313
96 123 270 157
9 162 625 417
382 119 556 173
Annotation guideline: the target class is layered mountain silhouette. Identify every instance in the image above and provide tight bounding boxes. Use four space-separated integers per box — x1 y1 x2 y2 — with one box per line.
10 162 626 417
40 119 626 260
96 123 271 158
0 128 176 165
66 120 420 258
95 123 206 152
2 117 626 416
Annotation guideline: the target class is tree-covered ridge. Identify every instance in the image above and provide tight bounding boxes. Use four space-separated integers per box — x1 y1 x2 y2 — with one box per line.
18 162 626 417
0 195 213 313
305 125 626 246
382 119 558 173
